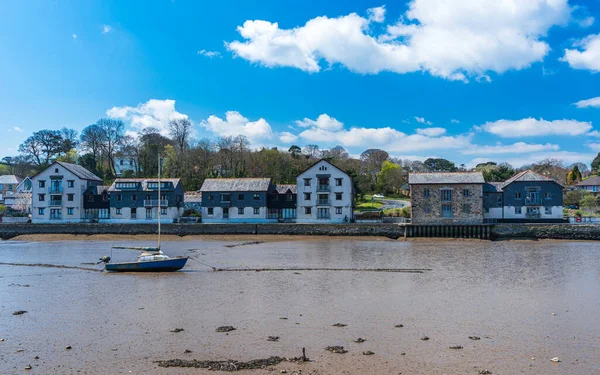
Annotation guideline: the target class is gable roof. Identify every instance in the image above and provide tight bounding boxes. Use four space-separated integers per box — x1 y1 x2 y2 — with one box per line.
84 185 111 195
483 182 504 193
109 178 181 192
184 192 202 203
501 170 563 188
297 159 348 177
0 175 22 184
199 178 272 192
576 176 600 186
409 172 484 184
271 184 297 194
31 161 102 181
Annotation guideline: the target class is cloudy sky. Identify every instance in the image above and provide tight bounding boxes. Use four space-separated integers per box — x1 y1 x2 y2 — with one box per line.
1 0 599 167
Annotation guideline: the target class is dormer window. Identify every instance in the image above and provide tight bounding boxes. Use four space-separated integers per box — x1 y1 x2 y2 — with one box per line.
54 168 59 173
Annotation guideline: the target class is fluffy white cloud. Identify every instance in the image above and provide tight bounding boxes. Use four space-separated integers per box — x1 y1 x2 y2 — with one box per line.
107 99 188 135
296 114 344 131
279 131 298 143
461 142 559 155
479 118 592 137
227 0 572 81
198 49 221 58
367 6 386 23
416 127 446 136
588 143 600 152
201 111 274 144
578 16 595 28
450 119 460 124
562 33 600 72
102 25 112 34
574 96 600 108
414 116 432 125
13 126 23 133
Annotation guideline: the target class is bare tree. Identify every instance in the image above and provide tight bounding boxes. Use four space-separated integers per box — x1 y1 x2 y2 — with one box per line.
303 144 321 159
168 118 192 152
96 118 125 176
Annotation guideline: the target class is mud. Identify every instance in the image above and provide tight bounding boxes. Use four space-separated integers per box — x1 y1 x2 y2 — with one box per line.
156 356 285 370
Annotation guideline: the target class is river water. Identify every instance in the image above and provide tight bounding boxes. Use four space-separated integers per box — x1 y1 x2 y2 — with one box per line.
1 237 599 374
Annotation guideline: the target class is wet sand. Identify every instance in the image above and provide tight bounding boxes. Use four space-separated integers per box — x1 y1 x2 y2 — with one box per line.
1 238 599 374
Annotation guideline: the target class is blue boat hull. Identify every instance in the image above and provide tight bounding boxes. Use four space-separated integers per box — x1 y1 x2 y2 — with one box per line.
105 257 188 272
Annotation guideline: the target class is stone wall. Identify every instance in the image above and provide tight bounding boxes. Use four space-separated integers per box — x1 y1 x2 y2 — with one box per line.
491 223 600 240
411 183 483 224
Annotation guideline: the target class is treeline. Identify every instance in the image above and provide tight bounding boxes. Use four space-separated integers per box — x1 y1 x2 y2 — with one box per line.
1 118 598 193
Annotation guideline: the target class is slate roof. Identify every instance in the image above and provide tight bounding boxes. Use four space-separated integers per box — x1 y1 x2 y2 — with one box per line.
184 192 202 202
271 184 297 194
408 172 485 184
199 178 272 192
85 185 110 194
483 182 504 193
0 175 22 184
576 176 600 186
501 170 563 187
109 178 181 192
56 162 102 181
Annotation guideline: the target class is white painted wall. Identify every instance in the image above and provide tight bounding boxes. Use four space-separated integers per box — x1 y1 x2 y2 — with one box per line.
503 205 563 220
107 206 183 223
202 206 273 223
296 160 353 224
484 207 503 219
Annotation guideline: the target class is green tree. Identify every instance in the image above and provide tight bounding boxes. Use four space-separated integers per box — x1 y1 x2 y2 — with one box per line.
564 190 592 207
591 153 600 174
476 161 515 182
288 145 302 159
580 194 598 210
423 158 458 172
567 165 582 185
376 160 403 195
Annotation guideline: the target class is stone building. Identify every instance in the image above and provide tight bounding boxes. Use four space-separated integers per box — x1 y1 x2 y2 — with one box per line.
409 172 485 224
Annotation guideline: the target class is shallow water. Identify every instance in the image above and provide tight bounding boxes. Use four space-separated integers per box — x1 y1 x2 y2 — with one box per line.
1 237 599 374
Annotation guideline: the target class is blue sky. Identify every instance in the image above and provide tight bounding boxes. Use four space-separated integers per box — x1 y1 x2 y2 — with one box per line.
1 0 600 168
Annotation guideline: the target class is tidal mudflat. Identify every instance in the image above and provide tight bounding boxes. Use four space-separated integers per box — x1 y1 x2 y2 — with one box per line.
1 236 599 374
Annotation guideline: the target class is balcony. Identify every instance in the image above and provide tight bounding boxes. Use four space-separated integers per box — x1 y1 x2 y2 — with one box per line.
144 199 168 207
49 200 63 207
525 197 542 206
317 199 330 206
49 186 63 194
317 185 330 192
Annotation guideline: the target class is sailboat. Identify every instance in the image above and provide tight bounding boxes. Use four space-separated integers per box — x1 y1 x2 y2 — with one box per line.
104 156 188 272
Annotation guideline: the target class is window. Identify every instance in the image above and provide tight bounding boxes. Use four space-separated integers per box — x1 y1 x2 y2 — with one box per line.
116 208 122 215
117 194 122 201
67 180 74 188
115 182 138 189
253 194 260 200
304 193 311 200
38 208 45 215
146 194 151 200
318 165 328 171
515 192 521 199
304 178 311 186
462 204 471 213
253 207 260 215
238 194 245 200
442 204 453 218
424 189 430 198
238 207 244 215
441 189 452 202
515 207 522 214
88 195 94 202
335 207 342 215
544 192 551 199
39 180 45 188
497 196 503 206
317 208 330 219
463 189 470 197
208 194 214 200
38 194 45 201
120 159 124 165
67 208 74 215
146 208 152 219
54 168 59 173
221 193 231 202
545 207 551 215
208 207 214 215
161 207 167 215
305 207 312 215
132 194 137 201
286 194 293 201
484 207 489 213
67 194 74 202
102 194 108 202
527 207 540 216
131 208 137 219
335 192 342 200
335 178 343 186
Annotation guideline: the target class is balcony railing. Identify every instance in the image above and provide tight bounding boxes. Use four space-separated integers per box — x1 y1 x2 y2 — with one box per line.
49 200 63 207
317 199 330 206
144 199 168 207
525 198 542 205
49 186 63 193
317 185 330 192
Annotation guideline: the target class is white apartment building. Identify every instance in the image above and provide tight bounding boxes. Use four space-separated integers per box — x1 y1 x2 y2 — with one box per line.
31 162 102 223
296 160 353 223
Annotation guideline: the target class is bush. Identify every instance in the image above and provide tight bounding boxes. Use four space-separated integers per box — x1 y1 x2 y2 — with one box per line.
182 208 199 217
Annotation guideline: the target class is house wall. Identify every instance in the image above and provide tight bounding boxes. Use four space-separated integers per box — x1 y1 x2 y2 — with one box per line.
107 206 183 223
296 160 353 223
411 183 484 224
202 206 275 223
107 182 184 222
31 165 99 223
201 191 271 223
483 192 503 219
502 181 563 220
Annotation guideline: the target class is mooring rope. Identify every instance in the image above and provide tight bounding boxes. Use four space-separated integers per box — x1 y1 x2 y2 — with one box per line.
0 262 103 272
213 267 431 273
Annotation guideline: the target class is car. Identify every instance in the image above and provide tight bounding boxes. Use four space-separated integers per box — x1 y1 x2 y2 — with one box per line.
373 194 385 199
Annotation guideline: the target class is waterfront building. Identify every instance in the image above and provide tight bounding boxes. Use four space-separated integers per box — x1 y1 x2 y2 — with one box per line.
2 176 32 212
267 184 297 222
82 185 111 221
199 178 272 223
409 172 485 224
107 178 184 223
483 170 564 222
114 154 139 177
31 162 102 223
0 175 22 202
295 159 354 223
575 176 600 195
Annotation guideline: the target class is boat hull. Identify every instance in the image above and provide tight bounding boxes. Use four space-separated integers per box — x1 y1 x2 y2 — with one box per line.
105 257 188 272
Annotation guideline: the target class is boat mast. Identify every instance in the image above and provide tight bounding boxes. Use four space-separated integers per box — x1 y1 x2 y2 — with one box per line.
157 153 161 250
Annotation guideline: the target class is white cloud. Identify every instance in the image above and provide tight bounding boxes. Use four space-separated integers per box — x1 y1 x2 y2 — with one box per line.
589 130 600 137
296 114 344 131
227 0 572 81
588 143 600 152
72 34 77 39
198 49 221 58
13 126 23 133
367 6 386 23
102 25 112 34
416 127 446 137
279 131 298 144
562 33 600 72
450 119 460 124
414 116 432 125
107 99 188 135
201 111 274 144
461 142 559 155
578 16 595 28
574 96 600 108
503 151 595 167
480 118 593 137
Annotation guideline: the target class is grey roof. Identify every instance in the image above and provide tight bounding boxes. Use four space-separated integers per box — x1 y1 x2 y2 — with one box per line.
57 162 102 181
408 172 485 184
271 184 297 194
576 176 600 186
483 182 504 193
0 175 22 184
109 178 181 192
184 192 202 202
199 178 272 192
501 170 562 187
